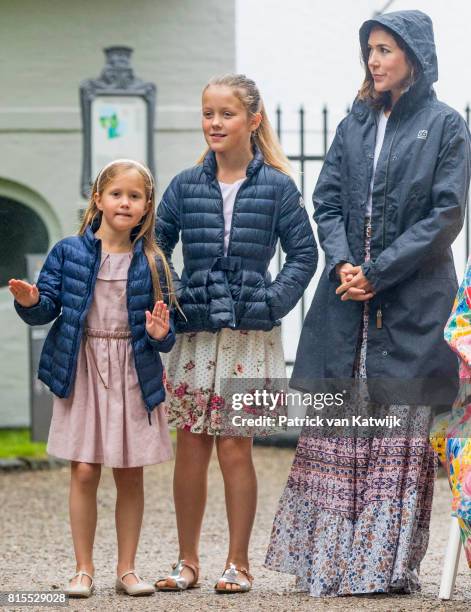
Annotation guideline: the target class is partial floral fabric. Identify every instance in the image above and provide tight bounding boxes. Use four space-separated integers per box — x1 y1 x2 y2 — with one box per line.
430 256 471 567
162 327 286 435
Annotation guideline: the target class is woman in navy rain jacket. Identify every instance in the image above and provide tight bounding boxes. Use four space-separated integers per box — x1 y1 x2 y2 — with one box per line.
266 11 471 597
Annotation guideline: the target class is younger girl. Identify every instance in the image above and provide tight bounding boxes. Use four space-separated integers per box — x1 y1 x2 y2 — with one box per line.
9 159 176 598
155 73 316 593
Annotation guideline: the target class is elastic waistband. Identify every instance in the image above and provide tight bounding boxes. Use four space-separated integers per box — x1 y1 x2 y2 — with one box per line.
84 328 131 339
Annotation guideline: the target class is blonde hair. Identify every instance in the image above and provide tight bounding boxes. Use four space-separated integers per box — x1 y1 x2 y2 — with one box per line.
79 159 177 309
197 73 292 176
358 24 421 111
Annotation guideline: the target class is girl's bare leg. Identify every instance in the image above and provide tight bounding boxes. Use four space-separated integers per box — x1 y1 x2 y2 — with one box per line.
215 436 256 591
156 429 214 587
113 466 144 585
69 461 101 586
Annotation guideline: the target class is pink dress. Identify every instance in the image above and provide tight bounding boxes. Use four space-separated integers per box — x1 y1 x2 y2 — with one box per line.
47 251 173 468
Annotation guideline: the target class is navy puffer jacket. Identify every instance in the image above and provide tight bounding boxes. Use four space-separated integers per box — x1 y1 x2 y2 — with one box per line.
156 148 317 332
14 221 175 417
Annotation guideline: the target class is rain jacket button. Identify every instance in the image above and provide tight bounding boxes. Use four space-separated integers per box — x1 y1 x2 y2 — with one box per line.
382 350 388 357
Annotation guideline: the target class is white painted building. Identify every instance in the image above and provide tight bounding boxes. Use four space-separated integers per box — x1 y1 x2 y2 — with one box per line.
0 0 235 426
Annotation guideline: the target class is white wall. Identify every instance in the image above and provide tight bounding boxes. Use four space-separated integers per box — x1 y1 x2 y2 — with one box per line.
0 0 236 426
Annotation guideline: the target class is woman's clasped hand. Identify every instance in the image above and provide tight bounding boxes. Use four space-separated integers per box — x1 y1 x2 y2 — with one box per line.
335 262 375 301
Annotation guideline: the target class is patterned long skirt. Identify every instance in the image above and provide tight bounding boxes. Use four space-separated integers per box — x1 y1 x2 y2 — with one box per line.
264 218 437 596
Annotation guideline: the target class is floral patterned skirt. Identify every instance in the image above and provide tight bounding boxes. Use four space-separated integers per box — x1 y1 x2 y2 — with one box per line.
163 327 286 435
264 217 436 596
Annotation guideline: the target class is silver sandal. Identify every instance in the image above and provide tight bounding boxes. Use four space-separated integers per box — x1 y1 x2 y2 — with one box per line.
155 559 200 591
214 563 253 593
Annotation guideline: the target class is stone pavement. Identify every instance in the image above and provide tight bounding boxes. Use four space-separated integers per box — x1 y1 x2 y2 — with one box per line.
2 446 471 611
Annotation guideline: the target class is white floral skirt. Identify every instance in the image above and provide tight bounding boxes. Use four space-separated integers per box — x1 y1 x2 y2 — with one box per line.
163 327 286 435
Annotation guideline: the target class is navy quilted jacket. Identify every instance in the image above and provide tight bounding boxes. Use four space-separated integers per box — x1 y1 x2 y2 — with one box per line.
14 221 175 416
156 148 317 332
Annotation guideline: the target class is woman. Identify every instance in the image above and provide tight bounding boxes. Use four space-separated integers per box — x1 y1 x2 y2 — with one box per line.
265 10 471 596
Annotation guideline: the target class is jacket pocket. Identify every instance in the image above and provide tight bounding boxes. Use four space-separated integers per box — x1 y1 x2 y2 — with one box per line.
177 269 210 329
179 269 209 304
236 270 271 326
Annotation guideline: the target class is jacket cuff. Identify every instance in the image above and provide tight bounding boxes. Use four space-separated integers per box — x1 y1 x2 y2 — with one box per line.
327 257 353 282
146 328 175 353
361 261 379 292
14 299 43 324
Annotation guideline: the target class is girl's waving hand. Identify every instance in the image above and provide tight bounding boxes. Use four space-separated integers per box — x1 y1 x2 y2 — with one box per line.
145 300 170 340
9 279 39 308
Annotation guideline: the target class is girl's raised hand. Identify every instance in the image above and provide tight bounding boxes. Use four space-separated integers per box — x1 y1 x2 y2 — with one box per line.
145 300 170 340
8 279 40 307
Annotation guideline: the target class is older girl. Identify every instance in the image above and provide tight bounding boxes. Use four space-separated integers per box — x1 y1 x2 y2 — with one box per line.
155 74 316 593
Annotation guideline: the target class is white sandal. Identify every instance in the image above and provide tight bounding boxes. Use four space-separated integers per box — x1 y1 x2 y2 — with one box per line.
63 571 94 598
115 570 155 596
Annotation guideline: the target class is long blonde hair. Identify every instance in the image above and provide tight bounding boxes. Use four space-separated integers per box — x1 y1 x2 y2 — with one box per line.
197 73 292 176
79 160 177 308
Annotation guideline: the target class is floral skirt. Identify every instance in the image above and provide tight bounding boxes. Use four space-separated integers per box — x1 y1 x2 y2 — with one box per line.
264 216 436 596
163 327 286 435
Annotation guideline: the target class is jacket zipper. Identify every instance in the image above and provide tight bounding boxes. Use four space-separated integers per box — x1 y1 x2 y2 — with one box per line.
375 112 402 329
126 251 153 425
67 241 102 394
215 176 250 327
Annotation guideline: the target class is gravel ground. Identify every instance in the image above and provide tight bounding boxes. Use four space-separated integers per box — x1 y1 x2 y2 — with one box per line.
2 446 471 611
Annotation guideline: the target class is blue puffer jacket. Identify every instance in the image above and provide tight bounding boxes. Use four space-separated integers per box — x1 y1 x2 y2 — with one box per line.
14 221 175 418
156 148 317 332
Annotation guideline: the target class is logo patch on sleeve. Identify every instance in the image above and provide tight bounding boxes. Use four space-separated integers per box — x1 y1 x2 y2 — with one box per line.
417 130 428 140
